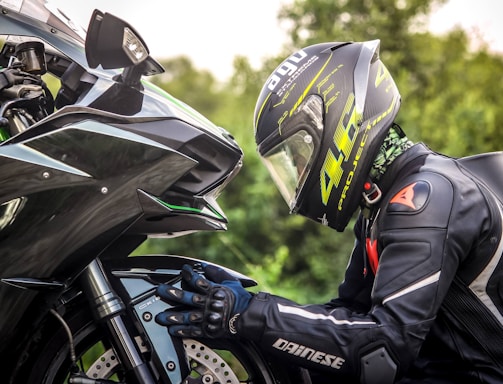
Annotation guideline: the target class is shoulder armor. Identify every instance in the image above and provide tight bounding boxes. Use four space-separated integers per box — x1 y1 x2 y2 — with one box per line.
387 180 430 213
382 172 454 230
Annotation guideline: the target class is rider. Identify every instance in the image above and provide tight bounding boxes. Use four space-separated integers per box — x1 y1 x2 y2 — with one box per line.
155 40 503 383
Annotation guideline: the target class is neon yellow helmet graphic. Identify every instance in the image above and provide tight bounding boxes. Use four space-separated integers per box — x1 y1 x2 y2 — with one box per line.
254 40 400 231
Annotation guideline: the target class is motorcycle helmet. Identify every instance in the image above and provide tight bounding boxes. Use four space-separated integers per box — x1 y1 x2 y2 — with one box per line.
254 40 400 231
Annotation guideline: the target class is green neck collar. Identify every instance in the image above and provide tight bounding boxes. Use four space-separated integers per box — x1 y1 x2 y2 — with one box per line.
370 124 413 181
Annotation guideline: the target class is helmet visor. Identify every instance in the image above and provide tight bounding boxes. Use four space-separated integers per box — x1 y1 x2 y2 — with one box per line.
262 130 315 210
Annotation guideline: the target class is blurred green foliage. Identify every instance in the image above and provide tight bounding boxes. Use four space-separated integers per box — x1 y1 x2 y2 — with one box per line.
133 0 503 304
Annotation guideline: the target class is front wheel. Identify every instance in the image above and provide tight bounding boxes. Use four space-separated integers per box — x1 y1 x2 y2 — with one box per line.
13 301 309 384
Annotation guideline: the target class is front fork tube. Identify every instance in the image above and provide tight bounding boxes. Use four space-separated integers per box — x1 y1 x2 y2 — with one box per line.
80 259 156 384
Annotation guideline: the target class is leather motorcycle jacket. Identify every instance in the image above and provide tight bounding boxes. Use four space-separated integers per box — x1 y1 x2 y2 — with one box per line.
238 143 503 383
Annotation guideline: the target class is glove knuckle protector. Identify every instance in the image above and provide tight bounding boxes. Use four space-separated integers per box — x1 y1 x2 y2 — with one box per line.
203 285 236 338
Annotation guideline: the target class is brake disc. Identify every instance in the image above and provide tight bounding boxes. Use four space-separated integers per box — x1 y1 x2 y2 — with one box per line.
183 338 240 384
85 348 119 379
85 339 240 384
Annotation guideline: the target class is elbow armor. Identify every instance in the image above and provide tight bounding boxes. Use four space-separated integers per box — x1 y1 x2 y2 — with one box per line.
360 346 397 384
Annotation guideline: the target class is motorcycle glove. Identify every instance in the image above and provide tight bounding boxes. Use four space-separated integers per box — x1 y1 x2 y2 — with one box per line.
155 264 252 338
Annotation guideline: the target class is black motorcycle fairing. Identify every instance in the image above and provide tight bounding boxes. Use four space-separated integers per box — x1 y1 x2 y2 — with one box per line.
0 119 196 346
3 103 242 198
113 120 243 196
88 81 145 115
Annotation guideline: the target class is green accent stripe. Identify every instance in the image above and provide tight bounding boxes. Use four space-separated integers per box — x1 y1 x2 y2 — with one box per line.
156 198 202 213
155 197 225 220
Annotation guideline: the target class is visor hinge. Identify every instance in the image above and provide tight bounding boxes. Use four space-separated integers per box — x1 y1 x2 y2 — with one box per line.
362 179 382 206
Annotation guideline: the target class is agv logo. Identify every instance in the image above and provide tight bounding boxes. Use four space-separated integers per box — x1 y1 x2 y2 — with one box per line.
267 50 308 91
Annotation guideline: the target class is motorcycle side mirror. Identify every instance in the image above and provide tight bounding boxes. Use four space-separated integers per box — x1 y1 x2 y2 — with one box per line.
85 9 164 85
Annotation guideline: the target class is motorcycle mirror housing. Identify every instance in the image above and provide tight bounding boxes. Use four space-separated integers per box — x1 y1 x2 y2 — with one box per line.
85 9 148 69
85 9 164 84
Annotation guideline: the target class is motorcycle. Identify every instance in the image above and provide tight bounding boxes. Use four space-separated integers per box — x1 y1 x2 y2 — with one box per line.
0 1 308 383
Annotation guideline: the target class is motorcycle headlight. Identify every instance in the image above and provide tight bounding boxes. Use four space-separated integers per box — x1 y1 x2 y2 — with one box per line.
122 27 148 64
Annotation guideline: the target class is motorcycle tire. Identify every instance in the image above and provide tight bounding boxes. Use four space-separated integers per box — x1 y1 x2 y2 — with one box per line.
11 298 309 384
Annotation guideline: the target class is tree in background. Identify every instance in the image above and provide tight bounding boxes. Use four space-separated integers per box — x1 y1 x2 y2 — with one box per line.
137 0 503 303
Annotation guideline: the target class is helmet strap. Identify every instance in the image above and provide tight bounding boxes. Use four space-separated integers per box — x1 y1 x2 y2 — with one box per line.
362 178 382 219
362 179 382 205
